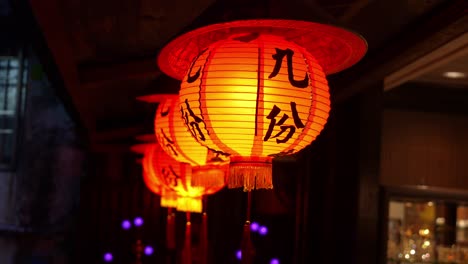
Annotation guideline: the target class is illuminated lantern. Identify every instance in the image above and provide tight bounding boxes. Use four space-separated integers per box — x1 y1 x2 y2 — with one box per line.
157 20 367 191
142 143 202 212
139 94 228 188
131 143 178 208
142 142 224 264
140 141 226 213
132 142 178 250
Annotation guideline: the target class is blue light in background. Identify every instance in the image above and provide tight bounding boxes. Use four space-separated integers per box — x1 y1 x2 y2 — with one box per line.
103 253 113 262
259 226 268 236
270 258 280 264
236 250 242 260
134 217 144 227
144 245 154 256
121 220 131 230
250 222 260 232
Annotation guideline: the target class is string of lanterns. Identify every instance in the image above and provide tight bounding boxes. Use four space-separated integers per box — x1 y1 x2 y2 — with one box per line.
127 18 366 264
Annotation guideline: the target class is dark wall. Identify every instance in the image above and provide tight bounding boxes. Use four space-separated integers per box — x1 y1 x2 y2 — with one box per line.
380 109 468 189
78 152 166 264
297 85 382 264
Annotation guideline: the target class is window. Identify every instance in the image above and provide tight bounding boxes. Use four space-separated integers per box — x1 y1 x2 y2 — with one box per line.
0 53 28 169
387 199 468 263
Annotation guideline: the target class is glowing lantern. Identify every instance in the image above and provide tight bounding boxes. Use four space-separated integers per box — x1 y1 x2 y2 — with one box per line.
141 142 225 213
131 143 178 208
141 142 224 264
139 94 228 188
157 20 367 191
142 143 202 212
132 142 178 250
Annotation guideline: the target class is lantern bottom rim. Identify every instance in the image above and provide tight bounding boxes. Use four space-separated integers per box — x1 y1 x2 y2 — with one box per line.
192 165 226 192
229 156 273 191
177 196 203 213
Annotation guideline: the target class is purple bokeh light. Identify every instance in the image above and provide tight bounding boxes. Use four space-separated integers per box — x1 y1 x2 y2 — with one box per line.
236 250 242 260
144 245 154 256
250 222 259 232
103 253 113 262
270 258 280 264
259 226 268 236
134 217 144 227
121 220 131 230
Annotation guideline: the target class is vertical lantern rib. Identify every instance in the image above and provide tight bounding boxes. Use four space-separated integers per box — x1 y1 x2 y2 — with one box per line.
252 38 265 156
255 47 261 137
164 99 199 166
198 50 211 136
198 41 240 156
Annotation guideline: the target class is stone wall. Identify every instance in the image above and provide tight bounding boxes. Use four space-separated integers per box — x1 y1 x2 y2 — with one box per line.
0 50 85 263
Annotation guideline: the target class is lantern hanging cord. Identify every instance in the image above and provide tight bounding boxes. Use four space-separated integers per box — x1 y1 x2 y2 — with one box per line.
246 191 252 222
203 195 208 213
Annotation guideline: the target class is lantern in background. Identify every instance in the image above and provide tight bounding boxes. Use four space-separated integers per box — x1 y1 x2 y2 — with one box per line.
137 94 229 264
131 142 178 250
142 142 225 264
131 143 178 208
140 141 226 212
142 143 205 213
139 94 228 188
157 19 367 191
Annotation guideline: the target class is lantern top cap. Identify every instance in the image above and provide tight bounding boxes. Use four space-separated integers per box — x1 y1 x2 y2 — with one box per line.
157 19 367 80
130 142 155 154
136 94 178 104
135 134 156 143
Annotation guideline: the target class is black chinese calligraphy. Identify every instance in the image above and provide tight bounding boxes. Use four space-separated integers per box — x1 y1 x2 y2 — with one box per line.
264 102 305 144
160 128 178 157
268 48 309 88
180 99 206 141
162 165 180 188
186 48 208 83
160 106 170 117
206 148 230 163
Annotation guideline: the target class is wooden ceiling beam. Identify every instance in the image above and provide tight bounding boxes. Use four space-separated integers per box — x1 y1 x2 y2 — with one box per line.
78 58 161 89
332 0 468 103
91 125 148 142
90 142 134 153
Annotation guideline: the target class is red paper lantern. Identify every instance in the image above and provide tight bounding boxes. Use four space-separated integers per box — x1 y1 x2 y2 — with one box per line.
131 143 178 208
142 143 224 213
158 20 366 191
152 94 229 188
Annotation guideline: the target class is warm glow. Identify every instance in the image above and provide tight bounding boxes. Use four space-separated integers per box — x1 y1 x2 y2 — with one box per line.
142 144 203 212
142 143 225 213
422 240 431 249
418 228 430 236
133 143 179 209
443 71 466 79
160 189 178 208
144 144 204 195
154 95 228 188
179 34 330 191
157 20 367 191
155 95 229 166
177 196 202 212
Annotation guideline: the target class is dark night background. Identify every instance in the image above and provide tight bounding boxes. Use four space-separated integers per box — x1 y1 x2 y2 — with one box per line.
0 0 467 263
